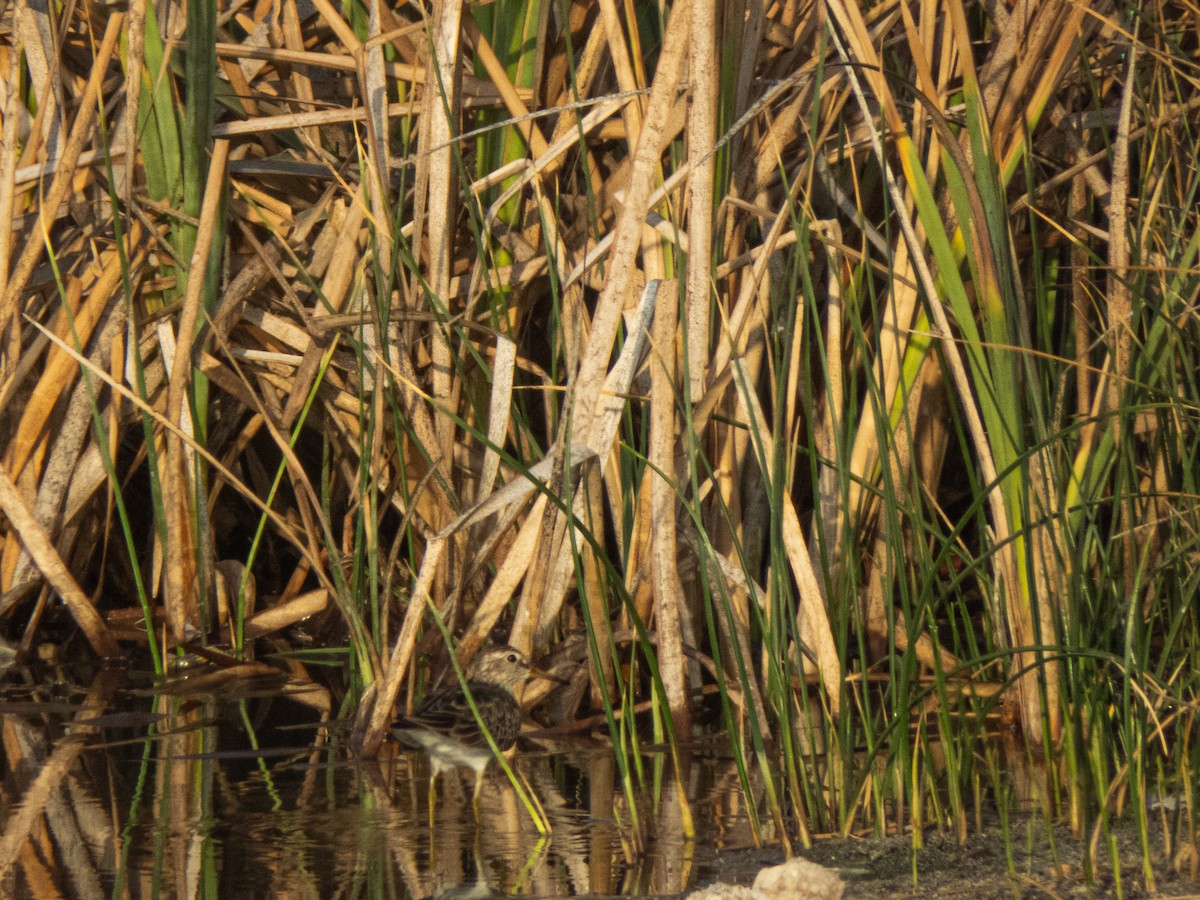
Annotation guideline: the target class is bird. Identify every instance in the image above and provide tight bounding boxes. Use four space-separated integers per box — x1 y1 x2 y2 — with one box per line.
391 645 547 811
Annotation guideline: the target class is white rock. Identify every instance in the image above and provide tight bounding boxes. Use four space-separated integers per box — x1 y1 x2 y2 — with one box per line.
752 857 844 900
687 884 769 900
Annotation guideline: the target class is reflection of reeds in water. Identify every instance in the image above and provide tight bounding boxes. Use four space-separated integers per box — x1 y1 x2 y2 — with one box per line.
153 693 217 898
375 748 553 897
0 672 120 896
0 665 342 898
5 678 1064 899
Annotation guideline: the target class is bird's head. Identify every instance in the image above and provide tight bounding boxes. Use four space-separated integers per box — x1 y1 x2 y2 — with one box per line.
467 645 533 691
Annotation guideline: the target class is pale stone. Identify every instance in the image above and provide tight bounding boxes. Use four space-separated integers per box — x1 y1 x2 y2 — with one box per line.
686 884 769 900
688 857 844 900
751 857 844 900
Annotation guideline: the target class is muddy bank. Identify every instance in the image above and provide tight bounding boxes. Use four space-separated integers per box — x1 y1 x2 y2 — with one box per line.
692 815 1197 899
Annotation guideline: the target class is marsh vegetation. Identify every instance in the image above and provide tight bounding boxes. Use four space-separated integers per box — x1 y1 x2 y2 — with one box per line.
0 0 1197 892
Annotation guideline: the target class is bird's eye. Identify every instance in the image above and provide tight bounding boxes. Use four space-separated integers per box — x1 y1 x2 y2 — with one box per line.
507 653 519 664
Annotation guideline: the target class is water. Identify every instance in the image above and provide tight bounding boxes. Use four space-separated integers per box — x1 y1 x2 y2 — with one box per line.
0 661 773 898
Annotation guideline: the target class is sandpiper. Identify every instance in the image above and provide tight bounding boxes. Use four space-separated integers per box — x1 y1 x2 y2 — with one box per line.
392 645 546 807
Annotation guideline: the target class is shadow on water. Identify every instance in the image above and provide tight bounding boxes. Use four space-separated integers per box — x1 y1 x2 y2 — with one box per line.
0 661 775 898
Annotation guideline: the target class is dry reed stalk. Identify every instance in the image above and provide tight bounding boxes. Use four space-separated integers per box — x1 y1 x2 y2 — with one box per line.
1 220 145 593
10 298 129 593
22 317 349 634
160 139 231 640
1107 43 1136 598
811 229 844 596
4 243 124 485
569 0 687 431
0 33 22 300
686 0 715 405
0 463 119 657
650 277 689 733
0 13 124 337
415 0 463 481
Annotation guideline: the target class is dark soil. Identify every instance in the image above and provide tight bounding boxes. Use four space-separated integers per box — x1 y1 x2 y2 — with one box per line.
695 816 1199 899
813 815 1199 898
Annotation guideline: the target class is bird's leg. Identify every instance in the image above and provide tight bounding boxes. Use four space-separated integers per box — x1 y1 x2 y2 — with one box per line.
472 769 485 818
427 773 439 829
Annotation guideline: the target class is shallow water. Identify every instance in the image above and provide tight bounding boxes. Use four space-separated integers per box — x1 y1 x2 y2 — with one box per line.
0 662 775 898
4 660 1198 898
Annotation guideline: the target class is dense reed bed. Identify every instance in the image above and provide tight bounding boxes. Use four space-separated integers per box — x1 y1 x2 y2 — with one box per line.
1 0 1197 886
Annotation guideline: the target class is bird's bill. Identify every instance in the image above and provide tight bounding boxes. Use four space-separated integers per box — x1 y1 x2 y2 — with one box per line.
528 663 568 685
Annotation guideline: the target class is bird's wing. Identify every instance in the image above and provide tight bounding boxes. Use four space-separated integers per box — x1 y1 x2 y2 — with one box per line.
399 685 491 747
